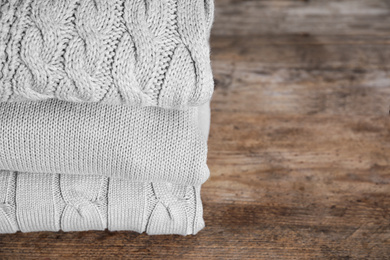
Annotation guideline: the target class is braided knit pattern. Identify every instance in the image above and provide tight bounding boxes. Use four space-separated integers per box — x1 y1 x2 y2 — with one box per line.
0 171 205 235
0 0 214 108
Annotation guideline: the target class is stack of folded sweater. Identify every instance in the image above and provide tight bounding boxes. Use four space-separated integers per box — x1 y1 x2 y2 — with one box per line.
0 0 214 235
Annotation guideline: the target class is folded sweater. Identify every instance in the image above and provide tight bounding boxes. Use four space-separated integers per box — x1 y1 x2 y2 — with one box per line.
0 171 205 235
0 100 209 235
0 0 214 109
0 99 209 186
0 0 214 236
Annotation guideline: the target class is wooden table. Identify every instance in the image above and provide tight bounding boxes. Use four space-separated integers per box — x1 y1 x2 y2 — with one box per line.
1 0 390 258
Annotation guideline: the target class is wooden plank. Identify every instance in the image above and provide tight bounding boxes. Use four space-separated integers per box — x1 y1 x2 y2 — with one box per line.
203 110 390 258
211 35 390 116
213 0 390 36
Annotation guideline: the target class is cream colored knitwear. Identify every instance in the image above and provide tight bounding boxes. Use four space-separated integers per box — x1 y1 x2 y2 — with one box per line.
0 99 208 235
0 171 205 235
0 99 209 186
0 0 214 235
0 0 214 108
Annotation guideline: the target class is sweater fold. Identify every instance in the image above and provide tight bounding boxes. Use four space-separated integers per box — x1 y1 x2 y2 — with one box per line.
0 0 214 235
0 0 215 109
0 99 209 186
0 170 205 235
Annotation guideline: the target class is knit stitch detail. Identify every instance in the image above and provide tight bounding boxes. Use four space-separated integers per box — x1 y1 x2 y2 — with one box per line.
0 0 214 109
0 99 209 186
0 171 18 233
0 171 203 235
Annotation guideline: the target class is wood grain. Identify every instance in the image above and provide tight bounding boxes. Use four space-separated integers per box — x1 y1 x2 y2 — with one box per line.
1 0 390 259
210 34 390 116
212 0 390 36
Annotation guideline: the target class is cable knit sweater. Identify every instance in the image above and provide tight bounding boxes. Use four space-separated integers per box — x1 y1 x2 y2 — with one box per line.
0 99 209 235
0 0 215 235
0 0 214 108
0 171 205 235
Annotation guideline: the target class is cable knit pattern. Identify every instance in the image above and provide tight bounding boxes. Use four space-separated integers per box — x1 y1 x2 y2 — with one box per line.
0 0 213 235
0 0 214 108
0 171 204 235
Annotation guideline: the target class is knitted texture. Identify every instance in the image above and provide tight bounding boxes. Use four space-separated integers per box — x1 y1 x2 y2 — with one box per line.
0 100 209 235
0 171 205 235
0 0 214 109
0 0 214 235
0 99 209 186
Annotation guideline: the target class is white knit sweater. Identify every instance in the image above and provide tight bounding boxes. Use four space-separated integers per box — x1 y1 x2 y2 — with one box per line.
0 171 205 235
0 0 214 109
0 0 214 235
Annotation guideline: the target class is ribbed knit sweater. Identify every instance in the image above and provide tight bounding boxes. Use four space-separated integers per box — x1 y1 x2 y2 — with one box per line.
0 0 214 236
